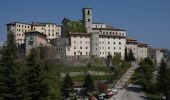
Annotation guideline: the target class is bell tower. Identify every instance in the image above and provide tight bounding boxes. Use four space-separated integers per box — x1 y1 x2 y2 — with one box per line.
82 8 92 33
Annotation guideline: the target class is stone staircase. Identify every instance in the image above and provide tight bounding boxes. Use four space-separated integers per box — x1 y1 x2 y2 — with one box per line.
115 62 139 89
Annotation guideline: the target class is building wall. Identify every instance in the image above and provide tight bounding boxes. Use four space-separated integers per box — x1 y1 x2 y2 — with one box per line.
90 33 99 56
155 49 164 66
99 36 126 58
82 8 92 33
32 24 61 41
7 22 61 45
126 43 138 59
25 32 47 55
137 46 148 60
7 23 31 45
66 35 90 56
92 23 106 28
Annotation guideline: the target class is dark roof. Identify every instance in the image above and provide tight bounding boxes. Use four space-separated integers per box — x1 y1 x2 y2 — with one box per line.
6 22 31 25
93 27 126 31
126 38 138 42
138 43 149 47
25 31 47 37
82 7 92 10
32 22 61 26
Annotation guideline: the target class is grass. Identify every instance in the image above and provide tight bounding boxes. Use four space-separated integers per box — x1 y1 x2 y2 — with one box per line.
71 74 112 82
145 93 162 100
59 66 112 73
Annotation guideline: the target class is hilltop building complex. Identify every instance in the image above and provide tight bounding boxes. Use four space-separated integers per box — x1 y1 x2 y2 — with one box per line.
6 7 164 65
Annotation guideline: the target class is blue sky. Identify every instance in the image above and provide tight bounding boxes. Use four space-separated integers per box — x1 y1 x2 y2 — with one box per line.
0 0 170 49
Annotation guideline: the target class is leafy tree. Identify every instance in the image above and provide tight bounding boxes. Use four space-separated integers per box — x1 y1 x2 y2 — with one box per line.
83 74 95 94
24 48 49 100
132 58 154 92
157 59 168 97
0 31 23 100
96 81 107 93
112 53 122 67
61 74 73 98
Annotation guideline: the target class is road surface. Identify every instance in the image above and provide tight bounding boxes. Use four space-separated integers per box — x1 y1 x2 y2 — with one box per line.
114 84 148 100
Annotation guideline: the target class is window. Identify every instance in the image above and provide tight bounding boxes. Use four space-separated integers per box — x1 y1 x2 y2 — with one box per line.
87 10 90 15
74 41 76 44
80 52 82 55
96 48 97 51
114 47 116 49
88 19 90 22
86 52 88 55
74 52 76 55
119 42 121 45
119 47 121 50
34 28 36 30
86 46 88 49
80 46 82 49
113 42 115 44
80 41 82 44
95 43 97 46
108 42 110 44
74 46 76 49
52 34 54 36
108 47 110 49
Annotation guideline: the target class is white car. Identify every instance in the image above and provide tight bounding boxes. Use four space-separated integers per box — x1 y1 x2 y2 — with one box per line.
112 89 118 95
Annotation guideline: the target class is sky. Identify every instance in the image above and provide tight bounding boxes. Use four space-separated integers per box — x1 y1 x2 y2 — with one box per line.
0 0 170 49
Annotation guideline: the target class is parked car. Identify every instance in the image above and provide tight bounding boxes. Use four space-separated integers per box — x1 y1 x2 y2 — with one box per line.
112 89 118 95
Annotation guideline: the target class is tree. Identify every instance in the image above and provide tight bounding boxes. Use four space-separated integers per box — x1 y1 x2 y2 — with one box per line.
124 47 128 61
133 58 154 92
112 53 122 67
105 54 112 67
96 81 107 93
166 68 170 100
24 48 49 100
128 48 136 61
157 59 168 97
61 73 73 98
0 31 23 100
83 74 95 94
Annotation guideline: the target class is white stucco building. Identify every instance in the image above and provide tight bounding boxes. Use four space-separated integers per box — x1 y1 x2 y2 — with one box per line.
62 8 127 58
6 22 61 45
126 38 149 61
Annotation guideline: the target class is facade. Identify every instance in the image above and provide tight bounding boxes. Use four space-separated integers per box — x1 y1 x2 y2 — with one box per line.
126 38 149 61
62 8 127 58
6 7 164 61
7 22 31 44
25 31 48 55
137 43 149 61
126 38 138 59
6 22 61 45
66 32 91 57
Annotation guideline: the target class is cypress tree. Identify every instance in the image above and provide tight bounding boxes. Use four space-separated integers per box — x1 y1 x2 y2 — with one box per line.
24 48 49 100
124 47 128 61
0 31 22 100
61 74 73 98
157 59 168 96
83 74 95 94
128 48 136 61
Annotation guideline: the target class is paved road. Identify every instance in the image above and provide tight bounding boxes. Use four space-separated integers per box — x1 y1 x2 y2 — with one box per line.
116 84 148 100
